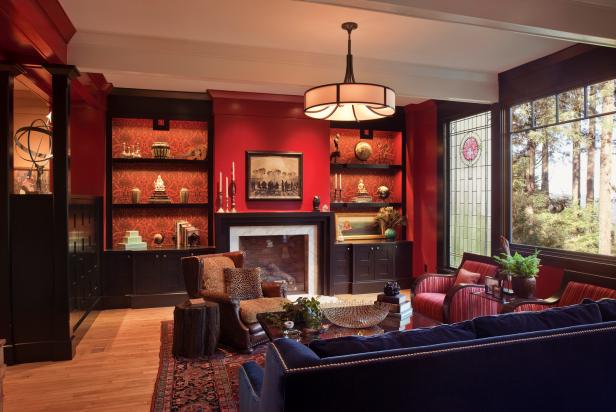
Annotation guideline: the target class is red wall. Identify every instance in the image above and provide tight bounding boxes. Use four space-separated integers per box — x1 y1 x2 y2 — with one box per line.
406 101 438 277
212 92 330 212
70 103 106 196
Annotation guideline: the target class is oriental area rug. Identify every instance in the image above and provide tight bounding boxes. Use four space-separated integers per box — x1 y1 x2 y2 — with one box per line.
151 321 266 412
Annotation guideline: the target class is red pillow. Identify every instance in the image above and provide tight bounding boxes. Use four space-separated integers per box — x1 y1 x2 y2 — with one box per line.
455 268 481 285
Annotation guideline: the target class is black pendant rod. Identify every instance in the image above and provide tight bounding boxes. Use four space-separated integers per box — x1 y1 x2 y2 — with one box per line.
342 22 357 84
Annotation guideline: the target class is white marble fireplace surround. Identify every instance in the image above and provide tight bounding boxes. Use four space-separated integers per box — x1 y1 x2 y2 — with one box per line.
229 225 318 295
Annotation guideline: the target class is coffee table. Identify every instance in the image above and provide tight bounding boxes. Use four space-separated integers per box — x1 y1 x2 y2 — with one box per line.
256 311 440 345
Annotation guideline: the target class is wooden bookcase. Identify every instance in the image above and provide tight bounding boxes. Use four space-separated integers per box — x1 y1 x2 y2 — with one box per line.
103 89 215 308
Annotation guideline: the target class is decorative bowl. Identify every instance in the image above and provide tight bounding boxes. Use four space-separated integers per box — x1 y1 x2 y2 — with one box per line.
322 303 389 329
151 142 171 159
354 141 373 161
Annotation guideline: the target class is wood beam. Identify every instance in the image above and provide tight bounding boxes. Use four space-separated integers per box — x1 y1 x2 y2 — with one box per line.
304 0 616 47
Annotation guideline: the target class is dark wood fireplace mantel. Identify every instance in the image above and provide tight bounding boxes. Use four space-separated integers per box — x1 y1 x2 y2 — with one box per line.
215 212 333 295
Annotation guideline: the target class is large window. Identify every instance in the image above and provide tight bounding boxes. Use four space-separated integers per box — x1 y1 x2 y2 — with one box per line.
510 79 616 256
448 111 492 267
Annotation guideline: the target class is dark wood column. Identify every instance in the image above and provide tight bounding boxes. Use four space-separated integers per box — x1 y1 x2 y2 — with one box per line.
0 63 25 364
45 64 79 359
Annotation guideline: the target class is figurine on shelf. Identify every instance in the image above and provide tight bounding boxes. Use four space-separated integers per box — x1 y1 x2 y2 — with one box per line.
330 133 341 164
133 143 142 158
180 188 189 203
377 185 391 200
149 175 171 203
352 179 372 203
313 195 320 211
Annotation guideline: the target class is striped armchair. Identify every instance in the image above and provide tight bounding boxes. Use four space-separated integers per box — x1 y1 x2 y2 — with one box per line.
413 253 499 323
502 270 616 314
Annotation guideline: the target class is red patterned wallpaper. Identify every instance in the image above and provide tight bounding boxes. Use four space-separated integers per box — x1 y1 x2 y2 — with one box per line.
330 128 402 165
111 118 208 159
112 164 208 204
112 208 208 248
330 170 402 203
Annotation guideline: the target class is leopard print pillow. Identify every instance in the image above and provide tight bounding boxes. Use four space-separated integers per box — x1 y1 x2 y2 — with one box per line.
224 267 263 300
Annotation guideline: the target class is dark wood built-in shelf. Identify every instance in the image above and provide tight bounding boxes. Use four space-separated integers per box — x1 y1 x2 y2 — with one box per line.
330 202 402 211
112 202 209 209
112 158 208 166
330 163 402 172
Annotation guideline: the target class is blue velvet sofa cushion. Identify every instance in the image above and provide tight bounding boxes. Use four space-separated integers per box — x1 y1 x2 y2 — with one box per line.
473 301 602 338
274 337 322 368
308 321 476 358
583 298 616 321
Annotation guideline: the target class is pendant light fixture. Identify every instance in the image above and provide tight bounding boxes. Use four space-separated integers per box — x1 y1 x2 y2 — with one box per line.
304 22 395 122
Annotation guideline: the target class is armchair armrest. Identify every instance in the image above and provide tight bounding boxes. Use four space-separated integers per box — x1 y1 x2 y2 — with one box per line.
261 281 288 298
239 361 263 412
414 273 457 295
443 283 485 323
200 290 240 306
500 297 559 314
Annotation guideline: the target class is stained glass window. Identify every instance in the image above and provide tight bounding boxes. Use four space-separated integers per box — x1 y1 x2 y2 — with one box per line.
448 111 492 267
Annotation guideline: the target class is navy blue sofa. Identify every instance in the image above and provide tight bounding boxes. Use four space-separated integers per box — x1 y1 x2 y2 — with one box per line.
239 300 616 412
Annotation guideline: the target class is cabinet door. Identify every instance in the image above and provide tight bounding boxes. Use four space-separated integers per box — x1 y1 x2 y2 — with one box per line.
104 252 133 297
332 245 352 284
395 242 412 279
353 244 374 282
373 244 394 280
134 253 160 295
159 252 185 292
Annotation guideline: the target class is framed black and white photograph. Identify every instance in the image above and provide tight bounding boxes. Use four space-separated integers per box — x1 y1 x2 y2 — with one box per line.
246 151 303 201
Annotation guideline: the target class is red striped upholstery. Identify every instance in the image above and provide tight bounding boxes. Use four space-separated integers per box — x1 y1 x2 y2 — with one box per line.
513 303 551 313
460 260 499 283
558 281 616 307
415 275 456 294
449 285 498 323
413 293 446 322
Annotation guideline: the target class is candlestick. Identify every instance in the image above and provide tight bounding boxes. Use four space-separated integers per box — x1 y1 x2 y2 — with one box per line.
232 161 235 181
217 189 224 213
230 180 237 213
334 173 338 190
339 173 342 190
219 171 222 192
225 176 229 212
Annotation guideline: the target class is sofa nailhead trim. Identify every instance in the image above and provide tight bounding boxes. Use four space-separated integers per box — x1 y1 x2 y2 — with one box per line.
271 325 616 374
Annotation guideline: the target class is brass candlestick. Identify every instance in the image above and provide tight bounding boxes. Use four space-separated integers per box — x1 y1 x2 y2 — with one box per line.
230 181 237 213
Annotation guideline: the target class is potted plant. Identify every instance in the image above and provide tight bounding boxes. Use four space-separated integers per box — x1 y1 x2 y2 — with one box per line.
375 207 407 240
493 250 540 298
282 297 323 332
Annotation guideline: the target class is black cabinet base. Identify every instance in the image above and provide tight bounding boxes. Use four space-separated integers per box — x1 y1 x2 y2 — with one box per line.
4 339 74 365
129 292 188 309
350 278 412 294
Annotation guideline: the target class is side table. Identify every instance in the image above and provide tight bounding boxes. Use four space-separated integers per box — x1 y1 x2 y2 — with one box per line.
173 300 220 358
468 290 519 319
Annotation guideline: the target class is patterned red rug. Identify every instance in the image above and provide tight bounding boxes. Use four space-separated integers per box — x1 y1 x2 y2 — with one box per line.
151 321 267 412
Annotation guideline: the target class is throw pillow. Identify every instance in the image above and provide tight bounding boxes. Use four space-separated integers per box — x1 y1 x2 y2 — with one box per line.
473 302 602 338
224 267 263 300
583 298 616 322
454 268 481 286
309 321 476 358
202 256 235 293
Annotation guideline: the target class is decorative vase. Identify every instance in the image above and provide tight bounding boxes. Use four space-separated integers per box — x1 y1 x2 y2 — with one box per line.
384 228 396 240
180 188 189 203
151 142 171 159
384 281 401 297
131 187 141 203
511 277 536 298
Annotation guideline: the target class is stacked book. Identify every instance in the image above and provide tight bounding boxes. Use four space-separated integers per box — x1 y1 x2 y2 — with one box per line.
117 230 147 251
175 220 200 248
377 293 413 331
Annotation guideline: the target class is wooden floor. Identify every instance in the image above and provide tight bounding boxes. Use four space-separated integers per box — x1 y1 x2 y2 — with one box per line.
4 307 174 412
3 291 411 411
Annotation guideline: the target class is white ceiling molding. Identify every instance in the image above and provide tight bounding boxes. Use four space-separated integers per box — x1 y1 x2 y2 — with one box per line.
303 0 616 47
68 31 497 104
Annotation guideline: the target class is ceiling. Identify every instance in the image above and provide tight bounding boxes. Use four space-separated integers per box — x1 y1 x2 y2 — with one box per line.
59 0 576 104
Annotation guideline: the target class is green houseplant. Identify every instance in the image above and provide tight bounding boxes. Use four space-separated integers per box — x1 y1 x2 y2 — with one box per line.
493 250 540 298
282 297 323 331
375 207 407 240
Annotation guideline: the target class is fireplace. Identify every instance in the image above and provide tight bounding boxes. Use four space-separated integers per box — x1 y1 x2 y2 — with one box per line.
215 213 332 295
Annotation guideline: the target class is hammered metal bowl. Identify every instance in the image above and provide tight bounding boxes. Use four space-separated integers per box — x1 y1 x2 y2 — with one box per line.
354 141 373 161
322 302 389 328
